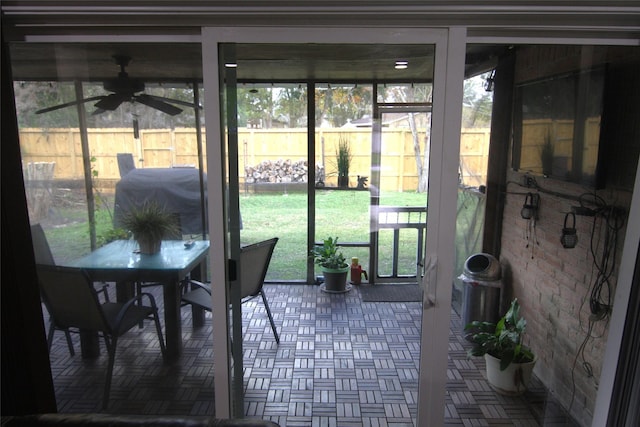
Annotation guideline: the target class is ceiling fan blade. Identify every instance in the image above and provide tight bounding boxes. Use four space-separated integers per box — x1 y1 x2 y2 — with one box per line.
94 93 128 111
91 108 107 116
144 94 202 110
135 94 183 116
35 96 106 114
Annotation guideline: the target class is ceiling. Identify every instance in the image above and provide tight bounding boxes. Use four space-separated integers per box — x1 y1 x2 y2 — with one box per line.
8 42 505 84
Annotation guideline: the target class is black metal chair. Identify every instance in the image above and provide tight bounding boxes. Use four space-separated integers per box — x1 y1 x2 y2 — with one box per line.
181 237 280 343
117 153 136 177
36 264 166 410
31 223 111 356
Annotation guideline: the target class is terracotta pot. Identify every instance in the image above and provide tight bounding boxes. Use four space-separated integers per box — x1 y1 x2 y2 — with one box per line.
484 353 536 396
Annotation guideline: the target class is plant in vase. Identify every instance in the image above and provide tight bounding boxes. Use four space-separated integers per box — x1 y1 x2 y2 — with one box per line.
465 298 536 395
121 201 180 254
311 236 350 293
336 135 352 188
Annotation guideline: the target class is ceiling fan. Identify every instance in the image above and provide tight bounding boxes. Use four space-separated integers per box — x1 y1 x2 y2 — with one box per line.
36 55 199 116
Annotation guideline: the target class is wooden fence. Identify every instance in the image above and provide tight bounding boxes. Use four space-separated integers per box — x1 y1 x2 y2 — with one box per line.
19 127 490 192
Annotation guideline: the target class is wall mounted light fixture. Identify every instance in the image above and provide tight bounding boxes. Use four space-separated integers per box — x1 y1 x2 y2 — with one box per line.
521 193 540 220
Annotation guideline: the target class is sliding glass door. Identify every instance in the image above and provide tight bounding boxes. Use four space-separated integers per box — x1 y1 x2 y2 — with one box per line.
204 27 465 425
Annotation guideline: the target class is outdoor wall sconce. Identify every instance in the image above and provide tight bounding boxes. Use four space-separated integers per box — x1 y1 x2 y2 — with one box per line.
561 212 578 249
521 193 540 220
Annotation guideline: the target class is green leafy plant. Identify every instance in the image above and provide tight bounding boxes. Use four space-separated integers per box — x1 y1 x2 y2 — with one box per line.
97 227 130 247
120 201 180 244
311 236 348 270
465 298 535 370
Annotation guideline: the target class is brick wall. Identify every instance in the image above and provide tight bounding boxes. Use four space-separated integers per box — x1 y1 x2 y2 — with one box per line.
499 170 630 426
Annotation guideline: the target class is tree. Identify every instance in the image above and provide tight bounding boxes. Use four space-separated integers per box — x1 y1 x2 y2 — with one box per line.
314 85 371 127
237 87 276 128
274 87 307 127
14 81 203 130
14 81 82 128
382 83 433 193
462 72 493 128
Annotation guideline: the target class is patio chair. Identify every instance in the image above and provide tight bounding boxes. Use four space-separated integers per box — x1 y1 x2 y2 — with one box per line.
31 223 110 356
35 264 166 410
30 223 56 266
117 153 136 177
181 237 280 343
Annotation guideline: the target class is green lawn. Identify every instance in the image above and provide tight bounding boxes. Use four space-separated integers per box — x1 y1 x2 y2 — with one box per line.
240 190 428 280
41 189 483 282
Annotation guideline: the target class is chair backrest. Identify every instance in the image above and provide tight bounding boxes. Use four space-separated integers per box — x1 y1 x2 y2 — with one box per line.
31 223 55 265
117 153 136 177
36 264 109 332
239 237 278 299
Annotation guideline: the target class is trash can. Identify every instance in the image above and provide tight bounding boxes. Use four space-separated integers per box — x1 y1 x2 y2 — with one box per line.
460 253 502 336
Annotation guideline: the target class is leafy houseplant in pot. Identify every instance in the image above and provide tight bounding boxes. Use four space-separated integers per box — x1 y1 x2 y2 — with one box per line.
465 298 536 395
311 236 350 293
121 201 180 254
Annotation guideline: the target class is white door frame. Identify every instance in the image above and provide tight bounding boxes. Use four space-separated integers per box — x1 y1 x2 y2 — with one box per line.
416 27 466 426
202 26 466 425
201 38 234 418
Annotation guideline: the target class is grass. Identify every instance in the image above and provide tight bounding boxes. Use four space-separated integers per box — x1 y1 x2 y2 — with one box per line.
41 189 483 282
240 190 428 280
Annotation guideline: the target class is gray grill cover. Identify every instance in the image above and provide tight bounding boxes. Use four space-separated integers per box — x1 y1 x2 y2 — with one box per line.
113 168 207 235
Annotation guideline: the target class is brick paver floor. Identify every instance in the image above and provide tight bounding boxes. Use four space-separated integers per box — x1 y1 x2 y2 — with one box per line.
45 283 577 426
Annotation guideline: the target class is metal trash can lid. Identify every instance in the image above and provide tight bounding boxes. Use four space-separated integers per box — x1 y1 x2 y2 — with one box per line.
457 274 502 288
463 253 501 280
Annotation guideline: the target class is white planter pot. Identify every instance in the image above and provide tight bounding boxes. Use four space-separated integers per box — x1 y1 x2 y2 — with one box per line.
484 353 536 395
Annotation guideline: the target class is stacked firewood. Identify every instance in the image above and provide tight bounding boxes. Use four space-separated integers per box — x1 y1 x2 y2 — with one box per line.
245 159 313 183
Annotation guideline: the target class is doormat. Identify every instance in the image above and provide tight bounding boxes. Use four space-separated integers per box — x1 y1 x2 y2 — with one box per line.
359 284 423 302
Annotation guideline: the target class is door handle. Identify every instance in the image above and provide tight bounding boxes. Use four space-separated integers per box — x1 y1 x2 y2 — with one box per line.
421 255 437 309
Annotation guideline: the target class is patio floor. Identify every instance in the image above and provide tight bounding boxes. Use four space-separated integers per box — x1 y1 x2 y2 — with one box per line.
45 283 578 426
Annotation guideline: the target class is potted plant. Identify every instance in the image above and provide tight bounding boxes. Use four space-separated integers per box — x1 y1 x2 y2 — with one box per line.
336 135 352 188
311 236 350 293
465 298 536 395
121 201 180 254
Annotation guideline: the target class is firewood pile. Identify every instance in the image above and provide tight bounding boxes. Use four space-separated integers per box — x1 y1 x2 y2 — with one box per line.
245 159 324 184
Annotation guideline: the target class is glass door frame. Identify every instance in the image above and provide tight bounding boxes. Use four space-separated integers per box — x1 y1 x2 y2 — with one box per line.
371 102 433 285
203 26 466 424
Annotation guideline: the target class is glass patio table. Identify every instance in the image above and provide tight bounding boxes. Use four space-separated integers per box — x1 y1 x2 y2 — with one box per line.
67 239 210 361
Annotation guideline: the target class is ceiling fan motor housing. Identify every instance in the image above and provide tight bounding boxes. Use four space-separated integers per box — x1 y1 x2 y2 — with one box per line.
103 76 144 94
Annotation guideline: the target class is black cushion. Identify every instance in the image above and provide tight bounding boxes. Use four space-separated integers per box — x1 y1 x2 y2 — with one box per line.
3 414 280 427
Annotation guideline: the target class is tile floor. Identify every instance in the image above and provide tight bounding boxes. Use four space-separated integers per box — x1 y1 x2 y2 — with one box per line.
45 283 578 426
